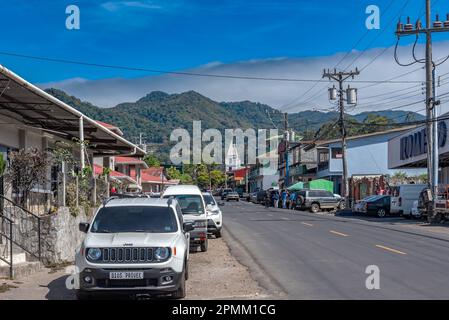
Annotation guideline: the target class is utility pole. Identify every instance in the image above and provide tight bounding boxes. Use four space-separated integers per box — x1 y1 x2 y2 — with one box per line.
395 0 449 223
323 69 359 208
284 113 290 188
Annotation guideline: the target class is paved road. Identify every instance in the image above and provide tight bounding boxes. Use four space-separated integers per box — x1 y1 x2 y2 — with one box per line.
222 200 449 299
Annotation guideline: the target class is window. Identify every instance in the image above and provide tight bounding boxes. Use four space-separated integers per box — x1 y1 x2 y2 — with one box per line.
309 191 320 197
319 152 329 163
203 194 217 206
331 148 343 159
164 194 205 215
91 206 178 233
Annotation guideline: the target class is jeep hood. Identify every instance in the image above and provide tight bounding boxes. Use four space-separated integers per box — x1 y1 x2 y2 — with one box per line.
84 232 179 248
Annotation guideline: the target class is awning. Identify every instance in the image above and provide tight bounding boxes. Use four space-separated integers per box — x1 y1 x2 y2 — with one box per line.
0 65 145 157
288 181 304 191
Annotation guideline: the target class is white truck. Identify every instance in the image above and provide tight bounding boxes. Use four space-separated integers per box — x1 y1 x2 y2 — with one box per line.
390 184 427 218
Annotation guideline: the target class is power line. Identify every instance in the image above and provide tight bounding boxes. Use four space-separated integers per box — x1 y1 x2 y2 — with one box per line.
345 0 411 72
0 50 429 84
279 0 398 112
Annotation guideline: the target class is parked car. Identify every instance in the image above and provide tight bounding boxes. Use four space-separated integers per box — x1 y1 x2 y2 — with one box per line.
390 184 427 219
163 185 209 252
226 191 240 201
296 189 343 213
361 195 392 217
256 190 267 204
221 188 233 200
354 195 381 213
250 192 258 203
75 197 192 300
202 192 223 238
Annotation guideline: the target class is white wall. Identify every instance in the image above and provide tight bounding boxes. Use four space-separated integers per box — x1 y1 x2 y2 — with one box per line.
327 132 426 177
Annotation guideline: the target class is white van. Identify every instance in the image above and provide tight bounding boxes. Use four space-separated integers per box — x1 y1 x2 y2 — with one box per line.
390 184 427 218
162 185 209 252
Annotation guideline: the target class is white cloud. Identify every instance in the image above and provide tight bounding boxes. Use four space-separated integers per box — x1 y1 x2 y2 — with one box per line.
101 1 162 12
39 41 449 115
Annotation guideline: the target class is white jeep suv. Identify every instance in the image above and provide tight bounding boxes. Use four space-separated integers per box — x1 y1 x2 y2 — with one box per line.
75 197 192 300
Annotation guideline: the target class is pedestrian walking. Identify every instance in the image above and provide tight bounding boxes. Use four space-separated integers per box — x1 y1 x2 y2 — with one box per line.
289 191 297 210
281 189 287 209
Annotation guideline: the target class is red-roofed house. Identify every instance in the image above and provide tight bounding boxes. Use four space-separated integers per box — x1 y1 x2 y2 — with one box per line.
93 164 137 186
141 167 179 192
113 156 149 190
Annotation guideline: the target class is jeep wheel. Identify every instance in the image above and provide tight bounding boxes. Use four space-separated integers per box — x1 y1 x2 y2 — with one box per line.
338 201 345 210
377 209 386 218
172 270 186 299
200 238 208 252
310 203 320 213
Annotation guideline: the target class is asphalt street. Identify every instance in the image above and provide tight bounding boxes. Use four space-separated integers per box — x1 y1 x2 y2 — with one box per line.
222 200 449 299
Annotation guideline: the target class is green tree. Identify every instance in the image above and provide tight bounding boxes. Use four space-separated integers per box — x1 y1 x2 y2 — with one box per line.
210 170 226 187
166 166 193 184
0 154 6 177
166 166 182 180
143 154 161 167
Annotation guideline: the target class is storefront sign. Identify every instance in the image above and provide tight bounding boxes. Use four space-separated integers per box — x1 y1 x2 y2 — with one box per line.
400 121 447 160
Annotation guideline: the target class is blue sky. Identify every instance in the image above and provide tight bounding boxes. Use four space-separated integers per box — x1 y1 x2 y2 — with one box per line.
1 0 449 111
0 0 436 82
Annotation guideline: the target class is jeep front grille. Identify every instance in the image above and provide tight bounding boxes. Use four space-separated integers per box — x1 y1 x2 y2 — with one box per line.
100 248 154 263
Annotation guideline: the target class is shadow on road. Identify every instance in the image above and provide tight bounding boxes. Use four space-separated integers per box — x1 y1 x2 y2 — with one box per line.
45 275 75 300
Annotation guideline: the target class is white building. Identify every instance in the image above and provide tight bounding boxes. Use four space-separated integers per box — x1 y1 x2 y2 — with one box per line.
225 143 242 172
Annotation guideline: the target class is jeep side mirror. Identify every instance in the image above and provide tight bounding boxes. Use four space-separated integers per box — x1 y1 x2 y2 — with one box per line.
79 222 89 233
183 222 195 232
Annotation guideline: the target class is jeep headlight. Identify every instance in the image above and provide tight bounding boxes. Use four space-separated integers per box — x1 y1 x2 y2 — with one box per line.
154 247 170 261
87 248 102 261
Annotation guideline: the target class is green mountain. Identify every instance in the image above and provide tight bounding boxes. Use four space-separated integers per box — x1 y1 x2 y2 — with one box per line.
44 88 424 160
353 110 426 123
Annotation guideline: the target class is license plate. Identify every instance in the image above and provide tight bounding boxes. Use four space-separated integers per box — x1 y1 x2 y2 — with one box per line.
109 272 144 280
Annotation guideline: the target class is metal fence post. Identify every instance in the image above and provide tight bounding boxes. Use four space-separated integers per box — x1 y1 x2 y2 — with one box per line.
38 218 41 261
9 220 13 279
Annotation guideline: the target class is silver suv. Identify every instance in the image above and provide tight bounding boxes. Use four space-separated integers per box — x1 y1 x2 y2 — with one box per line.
75 197 192 300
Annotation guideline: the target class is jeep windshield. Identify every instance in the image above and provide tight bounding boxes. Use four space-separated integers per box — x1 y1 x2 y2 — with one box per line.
90 206 178 233
164 195 204 215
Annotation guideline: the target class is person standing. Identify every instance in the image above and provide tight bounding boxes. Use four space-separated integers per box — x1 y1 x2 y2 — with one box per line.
273 191 279 208
281 189 287 209
289 191 297 210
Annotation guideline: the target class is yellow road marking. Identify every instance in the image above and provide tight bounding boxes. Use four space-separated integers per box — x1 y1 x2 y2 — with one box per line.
375 245 407 255
301 222 314 227
329 230 349 237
